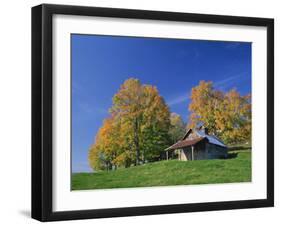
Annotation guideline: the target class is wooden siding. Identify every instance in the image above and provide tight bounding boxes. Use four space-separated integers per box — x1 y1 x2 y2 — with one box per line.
178 141 227 161
206 143 228 159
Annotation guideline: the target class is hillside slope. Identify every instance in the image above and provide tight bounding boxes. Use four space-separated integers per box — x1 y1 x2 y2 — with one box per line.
72 150 251 190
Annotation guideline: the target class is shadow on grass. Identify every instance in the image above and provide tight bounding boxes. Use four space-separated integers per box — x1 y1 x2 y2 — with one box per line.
228 146 251 151
226 152 238 159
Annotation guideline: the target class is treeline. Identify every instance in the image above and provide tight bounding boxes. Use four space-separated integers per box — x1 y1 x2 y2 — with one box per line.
88 78 251 171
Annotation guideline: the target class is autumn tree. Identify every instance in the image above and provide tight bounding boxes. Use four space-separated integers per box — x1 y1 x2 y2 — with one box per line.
110 79 171 164
217 89 251 144
188 81 224 135
110 79 144 165
88 144 105 171
168 113 186 143
88 116 121 171
89 78 171 170
188 80 251 144
140 85 171 162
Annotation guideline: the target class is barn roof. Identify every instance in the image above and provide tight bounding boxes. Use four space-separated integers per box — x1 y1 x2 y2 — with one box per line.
165 137 206 151
165 128 227 151
195 130 227 148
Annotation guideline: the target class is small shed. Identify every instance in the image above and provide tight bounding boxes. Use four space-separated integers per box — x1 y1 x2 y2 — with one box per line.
165 127 227 161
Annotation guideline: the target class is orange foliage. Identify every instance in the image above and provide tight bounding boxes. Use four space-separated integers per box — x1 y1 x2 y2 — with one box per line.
188 81 251 144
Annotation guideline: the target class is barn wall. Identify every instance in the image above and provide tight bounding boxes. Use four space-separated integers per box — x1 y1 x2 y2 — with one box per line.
194 142 207 160
182 147 191 160
178 142 227 161
176 148 188 160
206 143 227 159
180 142 207 160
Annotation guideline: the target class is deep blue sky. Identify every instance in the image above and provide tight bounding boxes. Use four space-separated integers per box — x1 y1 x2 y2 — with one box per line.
71 34 251 172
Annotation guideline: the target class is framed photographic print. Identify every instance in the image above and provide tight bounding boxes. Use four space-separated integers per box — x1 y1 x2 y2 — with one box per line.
32 4 274 221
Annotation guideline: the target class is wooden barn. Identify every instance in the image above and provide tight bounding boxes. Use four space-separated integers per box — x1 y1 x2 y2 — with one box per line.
165 127 227 161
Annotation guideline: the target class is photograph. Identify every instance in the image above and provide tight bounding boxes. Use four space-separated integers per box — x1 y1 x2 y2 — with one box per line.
71 34 252 190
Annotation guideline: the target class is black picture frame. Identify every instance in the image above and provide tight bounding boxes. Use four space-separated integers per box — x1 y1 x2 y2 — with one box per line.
32 3 274 222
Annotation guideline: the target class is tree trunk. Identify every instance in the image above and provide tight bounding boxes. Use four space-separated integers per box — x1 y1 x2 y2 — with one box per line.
108 162 112 171
142 150 145 164
134 117 140 165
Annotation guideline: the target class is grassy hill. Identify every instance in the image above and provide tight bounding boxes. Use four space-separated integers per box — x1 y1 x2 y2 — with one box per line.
72 149 251 190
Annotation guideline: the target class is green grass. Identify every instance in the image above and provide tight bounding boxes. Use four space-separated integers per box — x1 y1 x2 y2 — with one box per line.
72 149 251 190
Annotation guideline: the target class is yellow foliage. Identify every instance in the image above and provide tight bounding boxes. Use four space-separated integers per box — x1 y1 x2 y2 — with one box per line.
188 81 251 144
89 78 171 170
